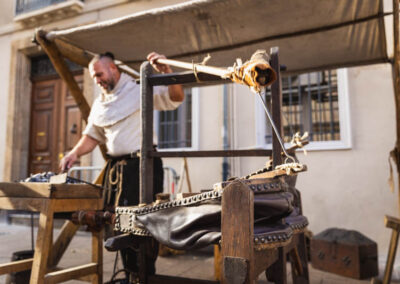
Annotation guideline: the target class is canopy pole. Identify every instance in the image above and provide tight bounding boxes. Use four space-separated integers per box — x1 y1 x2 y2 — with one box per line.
53 38 94 68
157 58 229 78
35 29 108 160
36 29 91 121
48 37 139 78
392 0 400 214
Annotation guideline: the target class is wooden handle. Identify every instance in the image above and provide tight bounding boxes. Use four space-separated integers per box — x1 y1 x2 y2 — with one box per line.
156 58 230 78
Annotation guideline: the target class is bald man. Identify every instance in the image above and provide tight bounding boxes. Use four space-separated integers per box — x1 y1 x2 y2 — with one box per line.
60 52 184 278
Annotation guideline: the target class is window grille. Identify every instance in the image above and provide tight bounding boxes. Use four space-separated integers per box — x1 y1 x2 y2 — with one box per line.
157 89 192 149
31 54 82 78
264 70 339 143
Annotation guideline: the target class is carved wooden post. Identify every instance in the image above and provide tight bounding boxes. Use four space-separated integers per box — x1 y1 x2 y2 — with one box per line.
221 181 254 284
139 62 154 204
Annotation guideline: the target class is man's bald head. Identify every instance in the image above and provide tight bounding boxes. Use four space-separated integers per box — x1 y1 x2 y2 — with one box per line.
89 53 121 93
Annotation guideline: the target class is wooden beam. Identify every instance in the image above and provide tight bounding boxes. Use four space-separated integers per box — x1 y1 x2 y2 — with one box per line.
44 263 98 284
30 200 55 283
35 29 90 122
36 29 108 160
0 258 33 275
152 149 273 158
91 230 103 284
53 38 139 79
393 0 400 214
221 181 254 284
48 221 80 268
54 38 93 68
270 47 284 167
140 62 154 204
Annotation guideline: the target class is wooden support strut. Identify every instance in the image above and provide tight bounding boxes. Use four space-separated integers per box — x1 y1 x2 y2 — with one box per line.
35 29 90 122
392 0 400 214
140 62 154 205
270 47 284 167
35 29 108 160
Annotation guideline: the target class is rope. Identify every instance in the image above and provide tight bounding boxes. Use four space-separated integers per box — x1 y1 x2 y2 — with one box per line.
290 132 309 155
106 160 127 207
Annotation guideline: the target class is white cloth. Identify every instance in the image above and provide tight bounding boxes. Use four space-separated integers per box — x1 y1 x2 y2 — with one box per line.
83 73 182 156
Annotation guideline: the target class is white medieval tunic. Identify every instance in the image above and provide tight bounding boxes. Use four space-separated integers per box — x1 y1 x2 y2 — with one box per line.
83 72 181 156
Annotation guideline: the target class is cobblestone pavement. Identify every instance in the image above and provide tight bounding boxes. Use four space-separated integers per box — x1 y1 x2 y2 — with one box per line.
0 222 396 283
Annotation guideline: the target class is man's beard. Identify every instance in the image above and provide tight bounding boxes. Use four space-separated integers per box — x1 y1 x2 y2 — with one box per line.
101 79 115 93
105 82 115 92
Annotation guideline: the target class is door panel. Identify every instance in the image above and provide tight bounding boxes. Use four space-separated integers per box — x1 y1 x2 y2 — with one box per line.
29 75 83 174
59 75 83 168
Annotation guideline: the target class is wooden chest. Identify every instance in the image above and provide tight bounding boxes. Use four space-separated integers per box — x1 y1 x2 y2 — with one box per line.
310 228 378 279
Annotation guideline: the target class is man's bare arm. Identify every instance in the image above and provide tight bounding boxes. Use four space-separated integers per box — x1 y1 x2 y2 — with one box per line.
59 135 99 171
147 52 185 102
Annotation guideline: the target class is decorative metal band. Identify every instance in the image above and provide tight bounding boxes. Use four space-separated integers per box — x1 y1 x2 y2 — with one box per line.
287 218 309 233
135 189 223 216
213 178 286 193
254 238 292 250
254 229 293 245
244 166 272 179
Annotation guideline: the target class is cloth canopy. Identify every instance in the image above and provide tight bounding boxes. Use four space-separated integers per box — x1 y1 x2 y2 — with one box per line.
46 0 391 74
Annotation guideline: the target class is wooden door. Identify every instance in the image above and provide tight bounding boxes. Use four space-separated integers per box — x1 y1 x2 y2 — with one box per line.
29 75 83 174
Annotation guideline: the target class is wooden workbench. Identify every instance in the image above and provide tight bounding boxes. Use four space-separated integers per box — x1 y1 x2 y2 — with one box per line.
0 182 103 284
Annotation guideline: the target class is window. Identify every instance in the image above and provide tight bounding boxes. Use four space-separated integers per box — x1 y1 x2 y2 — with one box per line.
16 0 73 15
256 69 351 150
156 88 198 150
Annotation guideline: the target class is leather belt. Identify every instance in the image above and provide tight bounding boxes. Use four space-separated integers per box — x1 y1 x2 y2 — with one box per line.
107 146 157 161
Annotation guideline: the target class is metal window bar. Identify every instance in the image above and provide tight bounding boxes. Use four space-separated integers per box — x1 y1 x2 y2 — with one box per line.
264 70 339 143
158 90 192 149
15 0 82 15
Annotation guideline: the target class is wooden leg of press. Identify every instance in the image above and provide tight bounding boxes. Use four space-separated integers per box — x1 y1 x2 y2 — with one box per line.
266 247 287 284
138 239 150 284
383 229 400 284
91 229 103 284
221 182 254 284
30 200 54 284
214 244 222 281
290 233 309 284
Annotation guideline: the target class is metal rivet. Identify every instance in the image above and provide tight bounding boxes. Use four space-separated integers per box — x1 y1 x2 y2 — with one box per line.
257 185 261 190
261 237 265 243
254 237 259 243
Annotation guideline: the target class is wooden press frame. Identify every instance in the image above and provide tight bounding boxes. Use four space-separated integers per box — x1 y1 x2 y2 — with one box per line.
137 47 285 205
136 47 310 284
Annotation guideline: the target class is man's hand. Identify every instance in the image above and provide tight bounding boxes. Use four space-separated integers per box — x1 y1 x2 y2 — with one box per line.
59 151 78 172
147 52 173 74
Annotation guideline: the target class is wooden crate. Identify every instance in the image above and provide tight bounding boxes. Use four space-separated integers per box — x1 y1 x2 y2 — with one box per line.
310 228 378 279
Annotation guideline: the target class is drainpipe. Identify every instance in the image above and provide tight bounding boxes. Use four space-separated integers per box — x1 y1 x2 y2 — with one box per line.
222 84 230 181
